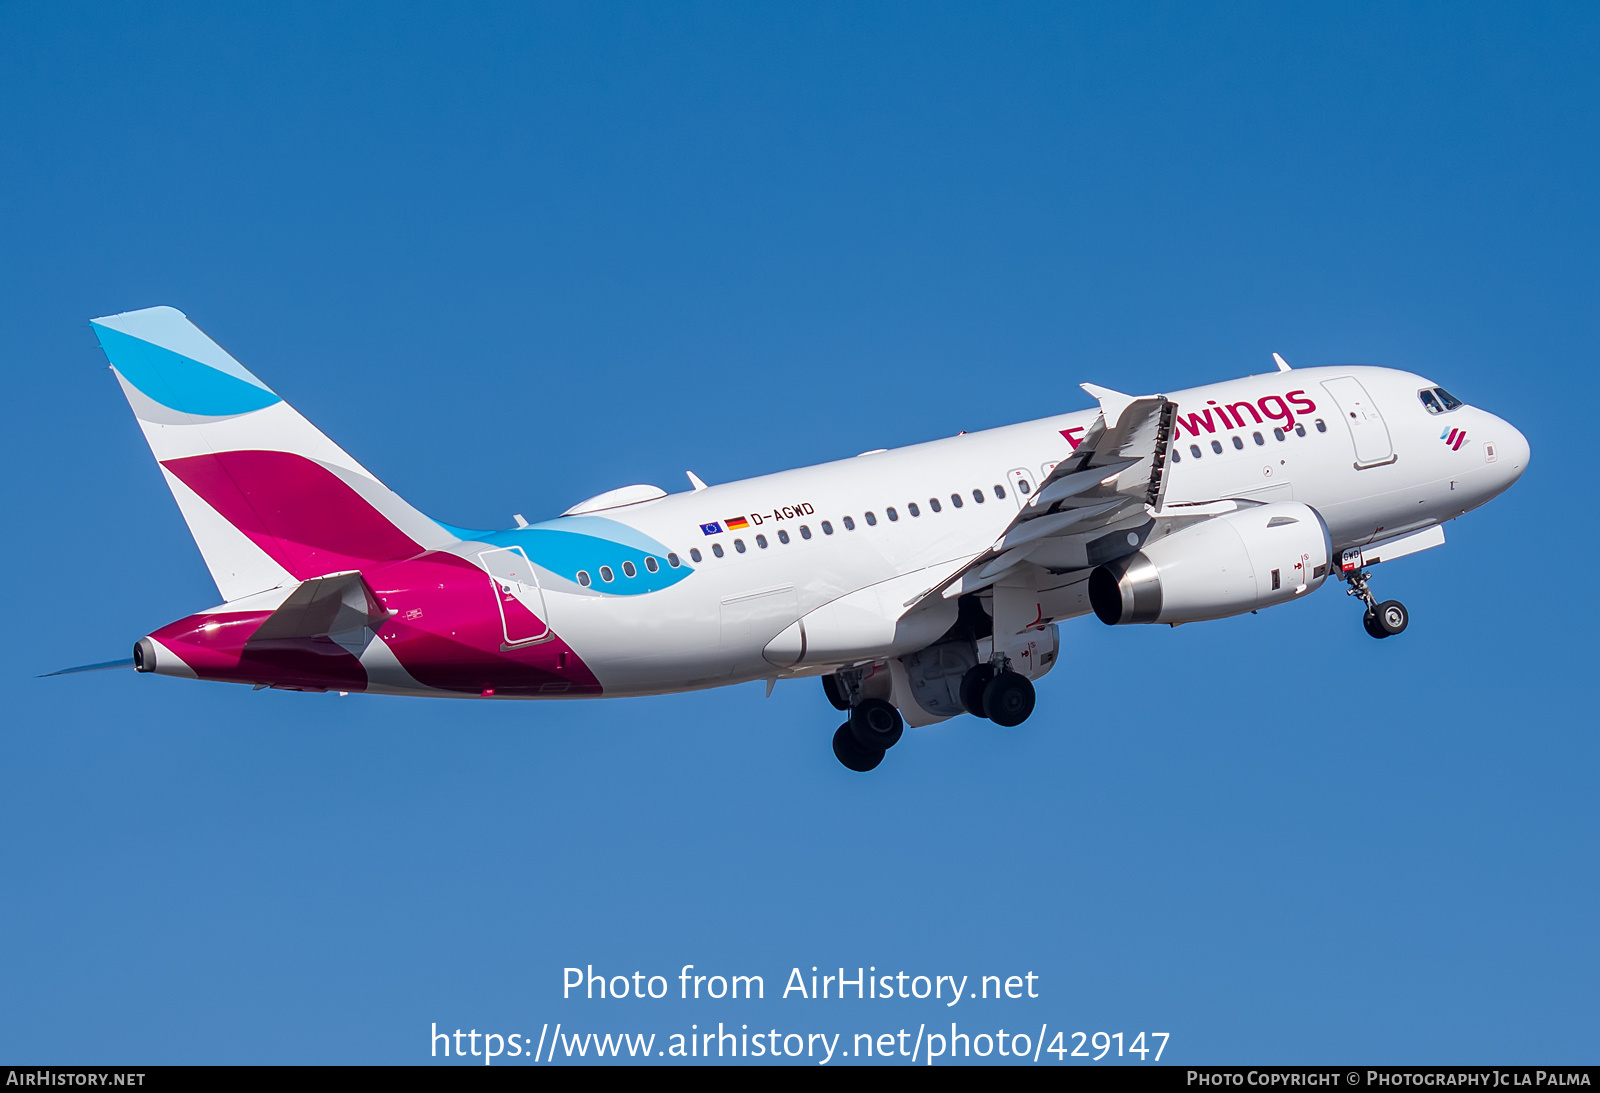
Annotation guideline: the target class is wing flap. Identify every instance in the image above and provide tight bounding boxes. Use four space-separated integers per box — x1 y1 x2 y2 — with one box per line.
915 386 1176 607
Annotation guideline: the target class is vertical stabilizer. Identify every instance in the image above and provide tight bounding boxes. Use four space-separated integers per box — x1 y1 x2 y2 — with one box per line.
93 306 456 601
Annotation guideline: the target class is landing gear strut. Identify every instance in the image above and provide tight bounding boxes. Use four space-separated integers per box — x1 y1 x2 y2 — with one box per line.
1345 565 1409 639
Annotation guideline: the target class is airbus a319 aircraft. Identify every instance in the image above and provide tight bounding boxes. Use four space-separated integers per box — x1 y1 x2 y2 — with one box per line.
72 306 1528 771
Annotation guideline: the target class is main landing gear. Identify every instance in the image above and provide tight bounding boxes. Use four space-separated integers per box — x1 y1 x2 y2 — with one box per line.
959 660 1036 727
831 698 904 773
823 654 1037 772
824 669 911 773
1345 565 1409 640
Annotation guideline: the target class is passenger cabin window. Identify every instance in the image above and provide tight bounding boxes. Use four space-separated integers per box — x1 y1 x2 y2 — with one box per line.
667 553 680 568
843 516 855 530
865 511 877 526
577 570 592 587
993 484 1006 499
1171 449 1182 462
711 543 723 558
622 560 636 577
1210 440 1223 454
951 493 963 508
1016 479 1030 495
645 556 659 573
777 529 790 544
1253 431 1264 445
735 539 747 553
972 489 985 504
600 566 615 582
689 548 702 563
822 520 834 535
1232 436 1244 450
1294 423 1306 437
755 534 768 548
1273 428 1285 441
886 507 898 522
1190 444 1202 458
929 497 941 513
1315 419 1326 433
908 502 920 517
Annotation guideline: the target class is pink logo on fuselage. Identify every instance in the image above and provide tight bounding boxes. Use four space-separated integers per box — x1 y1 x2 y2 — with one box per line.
1174 389 1317 439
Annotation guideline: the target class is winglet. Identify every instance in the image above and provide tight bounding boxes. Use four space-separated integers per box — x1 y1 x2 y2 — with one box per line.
1080 383 1140 431
687 471 708 491
1273 352 1292 372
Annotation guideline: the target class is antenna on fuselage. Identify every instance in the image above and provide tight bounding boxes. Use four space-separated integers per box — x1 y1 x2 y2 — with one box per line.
1273 352 1292 372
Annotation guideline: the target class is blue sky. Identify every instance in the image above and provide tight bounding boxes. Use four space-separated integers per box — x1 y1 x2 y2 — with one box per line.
2 2 1595 1065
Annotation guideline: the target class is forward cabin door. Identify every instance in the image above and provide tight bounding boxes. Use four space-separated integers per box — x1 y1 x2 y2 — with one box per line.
479 546 551 645
1321 376 1395 468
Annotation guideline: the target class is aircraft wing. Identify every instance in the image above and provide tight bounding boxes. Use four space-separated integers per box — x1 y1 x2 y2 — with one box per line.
912 384 1176 606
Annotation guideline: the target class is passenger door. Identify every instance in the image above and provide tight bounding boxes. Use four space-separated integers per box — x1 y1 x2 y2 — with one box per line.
479 546 550 645
1321 376 1395 468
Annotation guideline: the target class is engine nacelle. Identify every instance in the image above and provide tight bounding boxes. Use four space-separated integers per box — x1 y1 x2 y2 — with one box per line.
1088 502 1331 625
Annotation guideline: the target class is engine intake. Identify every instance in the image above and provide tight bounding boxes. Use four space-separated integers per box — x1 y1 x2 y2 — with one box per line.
1089 502 1331 625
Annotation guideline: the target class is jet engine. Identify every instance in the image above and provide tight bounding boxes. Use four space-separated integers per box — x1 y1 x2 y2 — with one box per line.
1088 501 1331 625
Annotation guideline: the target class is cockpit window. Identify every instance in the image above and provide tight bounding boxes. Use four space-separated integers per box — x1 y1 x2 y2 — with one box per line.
1419 387 1462 414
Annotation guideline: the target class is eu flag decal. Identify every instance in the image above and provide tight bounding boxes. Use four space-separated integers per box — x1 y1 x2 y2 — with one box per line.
700 522 723 536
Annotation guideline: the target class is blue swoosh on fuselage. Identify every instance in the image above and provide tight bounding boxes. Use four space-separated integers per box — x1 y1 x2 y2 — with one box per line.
441 514 693 595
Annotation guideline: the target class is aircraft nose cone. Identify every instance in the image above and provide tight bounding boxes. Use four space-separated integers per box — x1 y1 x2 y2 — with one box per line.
1500 419 1531 483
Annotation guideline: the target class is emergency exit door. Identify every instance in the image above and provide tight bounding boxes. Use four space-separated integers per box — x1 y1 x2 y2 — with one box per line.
1007 467 1037 507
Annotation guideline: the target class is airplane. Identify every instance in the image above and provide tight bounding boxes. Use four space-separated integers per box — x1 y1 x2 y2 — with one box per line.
67 306 1529 771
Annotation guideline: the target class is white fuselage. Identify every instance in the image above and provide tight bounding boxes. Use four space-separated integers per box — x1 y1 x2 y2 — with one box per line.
538 365 1527 696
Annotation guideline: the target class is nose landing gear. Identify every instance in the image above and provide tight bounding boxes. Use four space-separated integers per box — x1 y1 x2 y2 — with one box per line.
1344 562 1409 639
1363 599 1409 639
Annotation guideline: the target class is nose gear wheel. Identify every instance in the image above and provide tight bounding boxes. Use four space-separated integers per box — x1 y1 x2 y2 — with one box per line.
1346 567 1409 640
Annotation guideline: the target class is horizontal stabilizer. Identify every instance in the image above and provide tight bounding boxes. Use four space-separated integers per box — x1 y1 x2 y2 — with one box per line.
249 571 389 645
